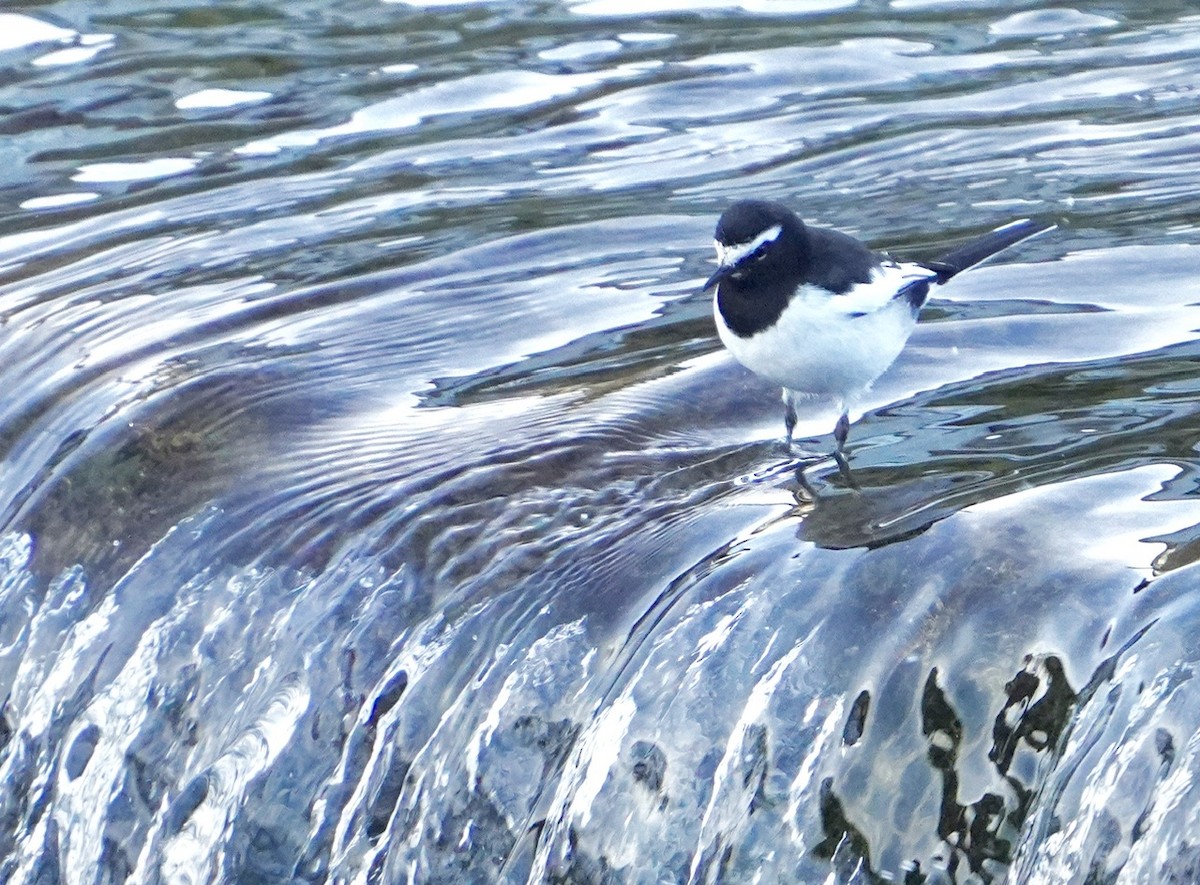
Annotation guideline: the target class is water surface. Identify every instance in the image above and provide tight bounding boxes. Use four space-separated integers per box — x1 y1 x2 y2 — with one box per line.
3 1 1200 882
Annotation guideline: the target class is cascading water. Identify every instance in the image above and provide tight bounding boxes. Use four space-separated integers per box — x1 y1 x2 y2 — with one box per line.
3 2 1200 882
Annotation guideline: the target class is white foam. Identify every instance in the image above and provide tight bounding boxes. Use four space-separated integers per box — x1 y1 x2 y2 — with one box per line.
157 676 310 883
568 694 638 828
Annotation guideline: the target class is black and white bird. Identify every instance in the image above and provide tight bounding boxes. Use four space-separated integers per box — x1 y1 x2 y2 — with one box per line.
702 199 1052 474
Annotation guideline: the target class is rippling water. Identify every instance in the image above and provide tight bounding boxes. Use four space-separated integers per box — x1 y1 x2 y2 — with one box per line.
4 1 1200 882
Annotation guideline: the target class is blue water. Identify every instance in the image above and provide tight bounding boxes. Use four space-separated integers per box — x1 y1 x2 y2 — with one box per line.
3 2 1200 882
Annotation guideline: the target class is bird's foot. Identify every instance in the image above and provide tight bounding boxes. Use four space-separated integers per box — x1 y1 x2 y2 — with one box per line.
830 410 859 489
833 448 859 491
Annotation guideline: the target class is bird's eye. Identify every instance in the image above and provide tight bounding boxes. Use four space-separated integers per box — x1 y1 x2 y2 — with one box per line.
752 245 769 261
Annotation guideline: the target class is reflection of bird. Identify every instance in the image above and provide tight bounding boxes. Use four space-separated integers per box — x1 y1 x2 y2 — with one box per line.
703 200 1052 475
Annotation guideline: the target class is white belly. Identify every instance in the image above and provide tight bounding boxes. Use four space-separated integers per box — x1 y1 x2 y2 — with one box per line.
714 281 921 402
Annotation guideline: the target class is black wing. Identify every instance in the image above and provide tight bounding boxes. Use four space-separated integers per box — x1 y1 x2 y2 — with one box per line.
805 226 882 294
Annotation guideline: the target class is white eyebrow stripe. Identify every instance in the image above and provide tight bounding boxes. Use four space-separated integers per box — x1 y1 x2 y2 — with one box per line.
714 224 783 267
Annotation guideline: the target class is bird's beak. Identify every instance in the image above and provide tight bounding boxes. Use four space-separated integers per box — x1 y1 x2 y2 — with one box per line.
701 264 733 293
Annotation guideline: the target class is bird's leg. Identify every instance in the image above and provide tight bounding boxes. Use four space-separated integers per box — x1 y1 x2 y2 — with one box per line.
784 397 798 446
834 411 849 450
832 410 857 488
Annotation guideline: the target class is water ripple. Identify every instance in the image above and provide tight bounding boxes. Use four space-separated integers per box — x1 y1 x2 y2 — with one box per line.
3 2 1200 882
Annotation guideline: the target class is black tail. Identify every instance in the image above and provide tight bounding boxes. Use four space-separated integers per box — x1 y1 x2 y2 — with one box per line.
923 218 1055 283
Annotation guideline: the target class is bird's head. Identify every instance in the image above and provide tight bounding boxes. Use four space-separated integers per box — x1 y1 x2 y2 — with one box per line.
702 199 808 292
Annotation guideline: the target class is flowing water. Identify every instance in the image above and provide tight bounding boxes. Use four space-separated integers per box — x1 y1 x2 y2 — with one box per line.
3 1 1200 882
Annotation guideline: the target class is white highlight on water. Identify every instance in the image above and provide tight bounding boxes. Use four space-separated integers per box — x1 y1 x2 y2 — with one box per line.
687 638 806 883
0 13 76 51
569 694 639 829
176 89 273 110
156 675 310 884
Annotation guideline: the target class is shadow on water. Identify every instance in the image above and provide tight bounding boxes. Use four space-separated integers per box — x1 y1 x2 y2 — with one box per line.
798 340 1200 553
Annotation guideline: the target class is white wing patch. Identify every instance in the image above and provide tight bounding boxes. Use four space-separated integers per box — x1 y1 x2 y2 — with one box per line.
812 261 938 316
714 224 782 268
